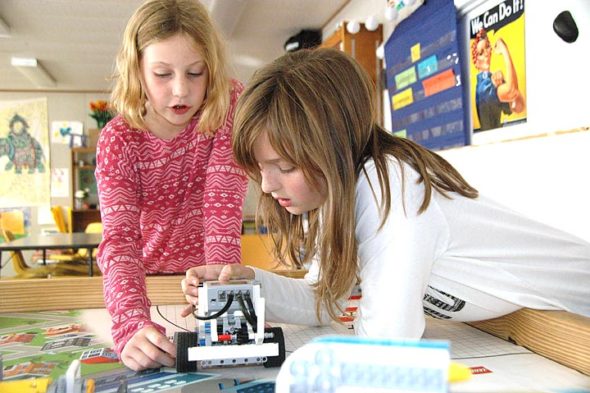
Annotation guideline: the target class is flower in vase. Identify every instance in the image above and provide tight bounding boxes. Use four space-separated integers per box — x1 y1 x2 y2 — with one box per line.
89 100 114 129
74 188 90 209
75 188 90 200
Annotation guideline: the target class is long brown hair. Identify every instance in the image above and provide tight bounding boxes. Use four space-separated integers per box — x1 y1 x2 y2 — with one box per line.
233 48 478 322
111 0 230 133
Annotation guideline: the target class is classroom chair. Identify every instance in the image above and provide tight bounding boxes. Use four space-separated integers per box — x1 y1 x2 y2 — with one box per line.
75 222 102 260
39 205 86 263
0 228 93 279
37 214 102 264
241 234 306 278
0 209 26 236
51 205 70 233
241 234 278 270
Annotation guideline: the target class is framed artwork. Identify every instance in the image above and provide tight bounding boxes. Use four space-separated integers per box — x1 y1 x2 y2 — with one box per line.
51 121 83 145
469 0 526 134
0 98 50 207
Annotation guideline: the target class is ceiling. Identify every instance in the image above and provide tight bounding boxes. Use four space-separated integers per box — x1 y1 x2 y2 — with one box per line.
0 0 349 92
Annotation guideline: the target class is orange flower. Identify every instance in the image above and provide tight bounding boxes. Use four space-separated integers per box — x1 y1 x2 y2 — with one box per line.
89 100 114 128
90 100 109 112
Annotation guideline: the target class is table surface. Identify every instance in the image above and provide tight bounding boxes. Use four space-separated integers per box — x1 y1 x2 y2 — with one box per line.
0 232 102 251
1 307 588 392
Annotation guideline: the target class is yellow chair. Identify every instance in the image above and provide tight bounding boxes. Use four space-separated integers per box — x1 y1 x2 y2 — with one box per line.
44 205 81 262
0 210 26 236
42 208 101 263
241 234 279 270
84 222 103 234
76 222 102 259
241 234 306 278
0 228 31 276
51 205 70 233
0 228 91 279
38 221 102 265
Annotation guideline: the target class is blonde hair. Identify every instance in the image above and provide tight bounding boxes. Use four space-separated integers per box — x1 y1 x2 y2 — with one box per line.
111 0 230 133
233 48 478 322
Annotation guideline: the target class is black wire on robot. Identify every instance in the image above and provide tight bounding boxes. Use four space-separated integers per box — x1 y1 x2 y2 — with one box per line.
192 292 258 333
192 293 235 321
174 283 286 372
236 292 258 332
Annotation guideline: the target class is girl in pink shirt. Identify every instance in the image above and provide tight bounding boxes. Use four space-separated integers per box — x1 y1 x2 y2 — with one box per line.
96 0 247 371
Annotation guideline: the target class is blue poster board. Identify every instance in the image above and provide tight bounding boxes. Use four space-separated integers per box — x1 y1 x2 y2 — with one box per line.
384 0 468 150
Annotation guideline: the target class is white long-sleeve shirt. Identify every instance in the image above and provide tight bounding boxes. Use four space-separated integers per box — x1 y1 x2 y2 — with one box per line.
253 157 590 339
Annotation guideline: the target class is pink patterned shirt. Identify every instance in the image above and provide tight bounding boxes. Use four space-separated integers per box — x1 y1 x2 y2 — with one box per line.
95 80 247 354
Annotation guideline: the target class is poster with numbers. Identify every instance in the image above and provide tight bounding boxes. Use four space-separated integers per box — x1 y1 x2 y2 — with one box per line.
384 0 468 150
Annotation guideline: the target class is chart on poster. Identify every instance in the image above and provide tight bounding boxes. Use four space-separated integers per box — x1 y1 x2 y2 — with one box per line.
384 0 469 150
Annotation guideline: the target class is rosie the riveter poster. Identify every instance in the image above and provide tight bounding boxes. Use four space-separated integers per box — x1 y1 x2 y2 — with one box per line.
469 0 527 133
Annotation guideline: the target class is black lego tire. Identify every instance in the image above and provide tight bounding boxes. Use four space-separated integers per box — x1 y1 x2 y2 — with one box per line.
174 331 198 373
263 327 286 368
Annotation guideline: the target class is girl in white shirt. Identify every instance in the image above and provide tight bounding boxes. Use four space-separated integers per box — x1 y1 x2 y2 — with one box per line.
181 48 590 338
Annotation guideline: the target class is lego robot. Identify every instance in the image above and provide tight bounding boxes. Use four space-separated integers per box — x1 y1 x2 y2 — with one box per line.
174 279 286 372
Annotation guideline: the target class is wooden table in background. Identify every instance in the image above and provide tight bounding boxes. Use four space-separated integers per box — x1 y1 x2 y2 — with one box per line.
0 232 102 276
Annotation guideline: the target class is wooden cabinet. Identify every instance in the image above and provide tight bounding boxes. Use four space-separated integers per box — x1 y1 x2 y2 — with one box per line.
71 147 97 207
320 23 384 124
71 147 100 232
320 23 383 85
70 209 101 233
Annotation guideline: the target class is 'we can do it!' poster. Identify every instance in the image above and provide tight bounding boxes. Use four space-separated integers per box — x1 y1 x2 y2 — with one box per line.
469 0 527 133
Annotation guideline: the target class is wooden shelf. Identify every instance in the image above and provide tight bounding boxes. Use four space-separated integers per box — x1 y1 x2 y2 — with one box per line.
71 147 97 154
71 147 97 204
71 147 100 231
320 23 383 124
320 23 383 85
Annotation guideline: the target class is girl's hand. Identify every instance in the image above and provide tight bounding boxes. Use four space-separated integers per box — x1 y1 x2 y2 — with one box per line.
218 264 256 282
180 265 223 317
120 325 176 371
180 264 256 317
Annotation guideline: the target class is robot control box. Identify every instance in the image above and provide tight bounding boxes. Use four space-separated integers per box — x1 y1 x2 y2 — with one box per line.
175 279 285 372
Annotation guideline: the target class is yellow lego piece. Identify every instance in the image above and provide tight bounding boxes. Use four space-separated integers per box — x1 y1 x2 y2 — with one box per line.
0 377 51 393
449 361 472 383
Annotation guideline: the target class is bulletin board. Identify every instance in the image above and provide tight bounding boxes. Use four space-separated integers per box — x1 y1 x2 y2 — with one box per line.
384 0 468 150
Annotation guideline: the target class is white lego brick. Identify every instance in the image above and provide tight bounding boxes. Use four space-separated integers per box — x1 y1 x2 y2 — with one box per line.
188 342 278 361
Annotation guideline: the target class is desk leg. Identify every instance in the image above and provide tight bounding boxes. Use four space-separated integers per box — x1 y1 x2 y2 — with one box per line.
87 248 93 277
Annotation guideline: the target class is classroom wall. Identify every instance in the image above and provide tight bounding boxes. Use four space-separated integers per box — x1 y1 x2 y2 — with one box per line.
441 130 590 242
0 91 109 230
459 0 590 144
327 0 590 242
446 0 590 241
0 91 109 277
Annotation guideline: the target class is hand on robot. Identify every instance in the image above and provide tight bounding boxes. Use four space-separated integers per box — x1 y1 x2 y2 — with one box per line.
180 264 256 317
121 325 177 371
